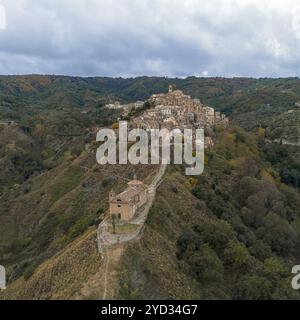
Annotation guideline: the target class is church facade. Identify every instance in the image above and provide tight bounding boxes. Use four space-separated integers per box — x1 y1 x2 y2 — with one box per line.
109 179 148 221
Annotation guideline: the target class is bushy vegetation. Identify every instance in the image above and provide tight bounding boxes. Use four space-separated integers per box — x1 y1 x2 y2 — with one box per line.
176 127 300 299
1 75 299 299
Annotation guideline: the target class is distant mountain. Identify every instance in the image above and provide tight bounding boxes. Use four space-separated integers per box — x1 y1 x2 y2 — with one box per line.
1 75 300 127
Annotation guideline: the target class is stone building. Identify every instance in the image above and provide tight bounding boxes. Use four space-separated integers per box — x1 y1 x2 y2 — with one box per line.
105 101 121 109
106 100 145 115
131 85 228 131
109 179 148 221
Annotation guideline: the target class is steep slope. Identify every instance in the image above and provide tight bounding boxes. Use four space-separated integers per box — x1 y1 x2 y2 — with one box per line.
117 166 208 299
0 164 207 300
1 75 300 300
0 228 101 299
117 127 300 300
1 126 300 300
0 127 157 286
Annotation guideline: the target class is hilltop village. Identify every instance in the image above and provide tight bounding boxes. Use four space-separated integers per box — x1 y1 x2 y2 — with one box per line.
106 85 228 131
106 86 229 221
133 85 228 130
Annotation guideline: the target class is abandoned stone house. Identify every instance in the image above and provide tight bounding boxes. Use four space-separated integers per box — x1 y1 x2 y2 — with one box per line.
109 179 148 221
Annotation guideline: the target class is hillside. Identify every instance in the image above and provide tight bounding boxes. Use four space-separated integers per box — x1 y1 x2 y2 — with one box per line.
118 127 300 300
0 76 300 300
1 75 300 112
0 119 157 285
1 127 300 300
1 75 300 141
2 75 300 133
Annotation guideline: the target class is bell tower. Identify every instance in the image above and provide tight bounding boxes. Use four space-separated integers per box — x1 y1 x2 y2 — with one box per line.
169 84 173 93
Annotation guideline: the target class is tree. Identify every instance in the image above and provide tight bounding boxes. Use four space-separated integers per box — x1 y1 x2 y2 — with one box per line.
233 275 272 300
257 213 297 256
249 239 272 261
234 176 262 207
193 220 236 254
177 230 203 259
111 214 117 234
224 241 251 270
263 257 288 282
190 244 224 285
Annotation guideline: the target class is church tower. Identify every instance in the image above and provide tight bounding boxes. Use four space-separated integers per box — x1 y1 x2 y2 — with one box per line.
169 84 173 93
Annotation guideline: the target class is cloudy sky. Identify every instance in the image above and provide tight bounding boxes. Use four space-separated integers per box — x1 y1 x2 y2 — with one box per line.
1 0 300 77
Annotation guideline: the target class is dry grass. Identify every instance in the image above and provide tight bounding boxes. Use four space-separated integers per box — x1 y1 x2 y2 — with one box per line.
0 228 102 300
108 223 139 235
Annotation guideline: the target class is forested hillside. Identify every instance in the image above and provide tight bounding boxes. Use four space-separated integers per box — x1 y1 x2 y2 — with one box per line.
0 75 299 299
119 127 300 299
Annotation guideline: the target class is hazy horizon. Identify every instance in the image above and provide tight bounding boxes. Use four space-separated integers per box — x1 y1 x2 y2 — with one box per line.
0 73 300 80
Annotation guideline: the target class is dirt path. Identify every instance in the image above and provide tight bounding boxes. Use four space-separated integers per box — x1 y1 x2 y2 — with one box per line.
102 248 109 300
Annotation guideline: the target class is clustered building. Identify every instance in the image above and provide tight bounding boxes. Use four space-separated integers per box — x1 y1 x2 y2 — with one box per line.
105 100 144 115
131 85 228 131
108 85 229 221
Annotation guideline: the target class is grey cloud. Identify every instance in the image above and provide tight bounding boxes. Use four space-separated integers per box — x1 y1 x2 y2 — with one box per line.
0 0 300 77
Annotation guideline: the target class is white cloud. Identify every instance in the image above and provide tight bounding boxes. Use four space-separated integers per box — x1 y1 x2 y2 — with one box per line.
0 0 300 77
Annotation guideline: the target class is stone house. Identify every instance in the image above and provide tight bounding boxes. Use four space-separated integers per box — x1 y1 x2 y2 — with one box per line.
129 85 228 139
109 179 148 221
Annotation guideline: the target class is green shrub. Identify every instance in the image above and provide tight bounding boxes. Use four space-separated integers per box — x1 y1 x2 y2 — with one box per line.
233 275 272 300
23 265 36 280
190 244 224 284
67 215 95 240
193 220 236 254
224 241 251 270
